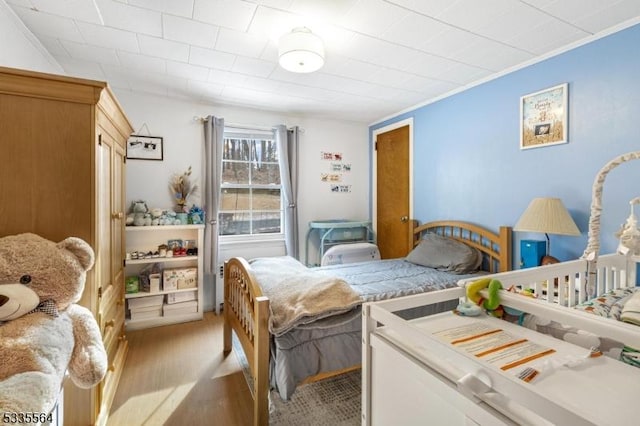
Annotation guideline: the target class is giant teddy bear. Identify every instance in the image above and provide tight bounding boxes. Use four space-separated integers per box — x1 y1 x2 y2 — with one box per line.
0 233 107 415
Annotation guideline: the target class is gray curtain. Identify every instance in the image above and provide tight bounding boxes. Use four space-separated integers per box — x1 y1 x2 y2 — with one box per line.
275 125 300 258
203 116 224 311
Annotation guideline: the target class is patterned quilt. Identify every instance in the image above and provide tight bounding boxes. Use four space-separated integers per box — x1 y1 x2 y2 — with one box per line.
521 287 640 368
574 287 637 320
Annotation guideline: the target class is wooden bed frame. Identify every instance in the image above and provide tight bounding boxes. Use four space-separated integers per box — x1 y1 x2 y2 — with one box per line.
223 220 512 425
409 220 511 273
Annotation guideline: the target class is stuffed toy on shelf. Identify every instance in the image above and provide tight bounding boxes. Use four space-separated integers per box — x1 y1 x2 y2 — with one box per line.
0 233 107 416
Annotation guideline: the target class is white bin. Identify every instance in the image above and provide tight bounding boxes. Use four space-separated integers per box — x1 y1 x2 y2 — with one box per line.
321 243 380 266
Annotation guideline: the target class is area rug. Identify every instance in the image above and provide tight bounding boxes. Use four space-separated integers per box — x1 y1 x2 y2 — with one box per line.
232 334 361 425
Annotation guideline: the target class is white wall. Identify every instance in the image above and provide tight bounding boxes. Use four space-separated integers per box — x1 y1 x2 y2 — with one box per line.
296 117 370 265
113 89 369 310
0 0 63 74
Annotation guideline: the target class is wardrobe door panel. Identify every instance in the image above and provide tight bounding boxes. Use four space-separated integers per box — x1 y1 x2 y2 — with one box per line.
0 94 92 242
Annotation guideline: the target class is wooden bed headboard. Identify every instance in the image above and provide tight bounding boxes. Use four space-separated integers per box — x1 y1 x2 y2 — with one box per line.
410 220 512 273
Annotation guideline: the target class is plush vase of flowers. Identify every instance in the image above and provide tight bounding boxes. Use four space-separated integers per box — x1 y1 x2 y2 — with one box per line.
169 166 198 213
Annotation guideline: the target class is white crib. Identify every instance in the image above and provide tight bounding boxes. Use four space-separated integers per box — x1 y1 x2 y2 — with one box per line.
455 253 640 350
458 253 635 307
362 283 640 425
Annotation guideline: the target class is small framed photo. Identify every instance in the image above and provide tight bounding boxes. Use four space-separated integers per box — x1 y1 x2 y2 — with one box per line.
127 135 164 160
330 162 343 172
167 239 183 250
520 83 568 150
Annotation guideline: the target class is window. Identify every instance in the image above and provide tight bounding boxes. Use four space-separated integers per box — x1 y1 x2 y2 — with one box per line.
219 129 282 236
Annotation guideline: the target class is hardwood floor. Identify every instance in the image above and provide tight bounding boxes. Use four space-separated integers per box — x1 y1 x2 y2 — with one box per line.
107 312 253 426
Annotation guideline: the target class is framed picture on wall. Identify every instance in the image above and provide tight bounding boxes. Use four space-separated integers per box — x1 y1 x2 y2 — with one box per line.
520 83 568 150
126 135 164 160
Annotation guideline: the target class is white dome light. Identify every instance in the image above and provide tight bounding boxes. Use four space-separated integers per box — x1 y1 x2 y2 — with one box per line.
278 27 325 73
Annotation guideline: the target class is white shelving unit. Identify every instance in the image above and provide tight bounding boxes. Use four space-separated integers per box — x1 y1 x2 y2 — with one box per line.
124 224 204 331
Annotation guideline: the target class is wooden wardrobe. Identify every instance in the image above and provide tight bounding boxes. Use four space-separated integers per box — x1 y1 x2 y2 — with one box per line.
0 66 133 425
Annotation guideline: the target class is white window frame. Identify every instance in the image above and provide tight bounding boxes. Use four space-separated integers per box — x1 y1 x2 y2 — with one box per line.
219 128 284 242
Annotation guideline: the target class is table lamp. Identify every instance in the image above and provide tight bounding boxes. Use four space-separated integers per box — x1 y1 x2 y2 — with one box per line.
514 197 580 265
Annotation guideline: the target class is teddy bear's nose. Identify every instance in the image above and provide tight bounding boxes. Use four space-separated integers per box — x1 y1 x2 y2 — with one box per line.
0 294 8 307
20 275 31 284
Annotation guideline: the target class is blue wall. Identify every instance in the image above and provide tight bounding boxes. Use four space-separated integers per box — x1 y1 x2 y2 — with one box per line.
371 23 640 269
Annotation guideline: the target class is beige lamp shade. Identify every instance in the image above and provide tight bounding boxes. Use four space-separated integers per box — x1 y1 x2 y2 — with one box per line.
514 197 580 236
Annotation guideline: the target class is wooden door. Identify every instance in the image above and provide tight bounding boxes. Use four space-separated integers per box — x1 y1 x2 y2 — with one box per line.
376 125 410 259
112 139 126 299
97 132 115 321
111 135 127 345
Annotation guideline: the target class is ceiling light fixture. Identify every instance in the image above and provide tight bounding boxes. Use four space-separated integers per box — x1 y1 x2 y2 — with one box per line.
278 27 325 73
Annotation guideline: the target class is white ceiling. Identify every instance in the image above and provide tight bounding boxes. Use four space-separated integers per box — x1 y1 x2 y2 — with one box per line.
7 0 640 123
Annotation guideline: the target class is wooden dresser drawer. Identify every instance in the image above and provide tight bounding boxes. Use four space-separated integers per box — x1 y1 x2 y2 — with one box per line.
101 292 124 352
96 279 126 426
98 272 124 324
98 275 121 322
97 335 128 426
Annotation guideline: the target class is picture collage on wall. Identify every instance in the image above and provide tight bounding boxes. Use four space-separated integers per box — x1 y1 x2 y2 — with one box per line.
320 151 352 193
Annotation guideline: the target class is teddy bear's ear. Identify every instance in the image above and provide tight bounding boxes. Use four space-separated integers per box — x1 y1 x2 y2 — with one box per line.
58 237 95 272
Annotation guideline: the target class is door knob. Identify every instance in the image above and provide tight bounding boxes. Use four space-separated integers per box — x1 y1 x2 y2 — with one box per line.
400 216 409 223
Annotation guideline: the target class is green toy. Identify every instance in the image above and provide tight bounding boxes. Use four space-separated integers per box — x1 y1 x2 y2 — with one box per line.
466 277 503 315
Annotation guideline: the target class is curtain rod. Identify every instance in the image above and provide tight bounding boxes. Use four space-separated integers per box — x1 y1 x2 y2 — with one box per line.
193 116 304 133
225 122 276 132
192 116 274 132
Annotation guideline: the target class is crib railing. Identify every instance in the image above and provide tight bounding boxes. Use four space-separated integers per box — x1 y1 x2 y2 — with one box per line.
458 253 636 307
